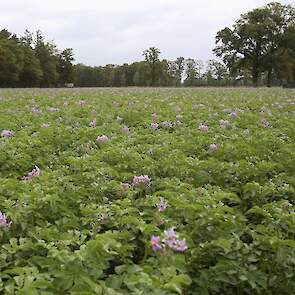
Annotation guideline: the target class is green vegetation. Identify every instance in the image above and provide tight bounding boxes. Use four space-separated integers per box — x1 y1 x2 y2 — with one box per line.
0 87 294 294
1 2 294 88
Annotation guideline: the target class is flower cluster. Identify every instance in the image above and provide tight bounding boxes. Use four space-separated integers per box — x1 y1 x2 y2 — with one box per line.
219 119 229 129
0 211 12 228
89 119 97 128
198 124 209 133
122 126 130 134
150 228 187 253
32 107 42 114
22 166 41 181
209 143 218 152
133 175 151 187
96 135 109 145
160 121 174 129
229 111 238 119
261 118 270 128
157 198 168 212
1 130 14 138
151 123 158 130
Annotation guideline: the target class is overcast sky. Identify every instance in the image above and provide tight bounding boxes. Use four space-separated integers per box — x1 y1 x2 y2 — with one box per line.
1 0 294 66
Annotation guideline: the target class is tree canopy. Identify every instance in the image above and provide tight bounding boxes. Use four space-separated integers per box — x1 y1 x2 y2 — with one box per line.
0 2 294 88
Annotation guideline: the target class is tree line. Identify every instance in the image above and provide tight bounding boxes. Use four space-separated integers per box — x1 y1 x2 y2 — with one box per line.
0 30 74 87
0 2 294 88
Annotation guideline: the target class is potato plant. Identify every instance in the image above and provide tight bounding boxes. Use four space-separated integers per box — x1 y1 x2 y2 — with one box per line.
0 87 294 294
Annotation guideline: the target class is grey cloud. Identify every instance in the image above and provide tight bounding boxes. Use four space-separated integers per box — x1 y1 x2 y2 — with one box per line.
1 0 294 65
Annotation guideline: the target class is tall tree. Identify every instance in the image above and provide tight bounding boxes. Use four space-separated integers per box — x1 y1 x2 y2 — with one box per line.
57 48 75 85
175 57 185 87
214 2 295 87
0 32 23 87
143 47 161 86
35 30 59 87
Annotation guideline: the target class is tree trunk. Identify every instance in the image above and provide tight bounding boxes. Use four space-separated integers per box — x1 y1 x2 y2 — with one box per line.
267 69 272 88
252 65 259 87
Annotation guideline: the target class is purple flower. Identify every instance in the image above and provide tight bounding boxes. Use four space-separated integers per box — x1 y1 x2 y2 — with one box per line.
261 118 270 128
151 123 158 130
122 126 130 134
32 107 42 114
157 198 167 212
163 228 177 247
96 135 109 145
41 123 50 128
78 100 85 106
198 124 209 133
209 143 218 152
163 228 188 252
133 175 150 187
170 239 187 252
229 111 238 118
160 121 174 129
150 236 162 251
22 166 41 181
89 119 97 128
0 211 12 228
219 119 229 129
1 130 14 138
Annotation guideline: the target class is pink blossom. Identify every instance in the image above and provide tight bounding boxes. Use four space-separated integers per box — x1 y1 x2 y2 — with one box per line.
229 111 238 118
163 228 177 246
32 107 42 114
78 100 85 106
170 239 187 252
133 175 150 187
89 119 97 128
157 198 168 212
0 211 12 228
22 166 41 181
96 135 109 145
198 124 209 133
209 143 218 152
122 126 130 134
160 121 174 129
151 123 158 130
219 119 229 129
163 228 187 252
261 118 270 128
150 236 162 251
1 130 14 138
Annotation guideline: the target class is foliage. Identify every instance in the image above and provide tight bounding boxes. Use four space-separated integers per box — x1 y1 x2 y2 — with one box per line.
0 87 294 294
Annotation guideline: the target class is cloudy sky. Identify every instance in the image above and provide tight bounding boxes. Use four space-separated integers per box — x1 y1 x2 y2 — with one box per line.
1 0 294 66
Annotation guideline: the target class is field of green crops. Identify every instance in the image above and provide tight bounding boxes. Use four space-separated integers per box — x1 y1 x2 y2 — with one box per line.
0 87 295 295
